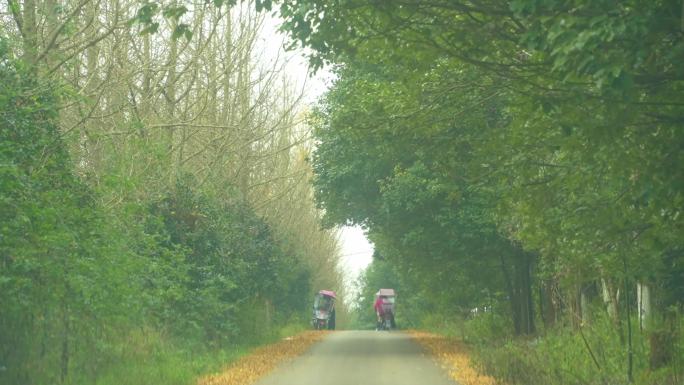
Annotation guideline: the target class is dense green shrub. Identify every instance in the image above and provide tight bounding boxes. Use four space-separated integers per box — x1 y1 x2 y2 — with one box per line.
472 314 683 385
0 38 139 384
461 311 512 345
0 40 314 384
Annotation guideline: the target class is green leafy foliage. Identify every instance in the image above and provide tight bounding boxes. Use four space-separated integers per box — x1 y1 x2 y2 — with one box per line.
0 40 138 384
471 312 683 385
139 174 310 343
0 39 315 384
277 0 684 382
131 2 195 39
312 62 534 335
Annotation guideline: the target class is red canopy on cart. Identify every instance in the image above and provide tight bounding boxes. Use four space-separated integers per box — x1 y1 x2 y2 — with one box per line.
318 290 337 298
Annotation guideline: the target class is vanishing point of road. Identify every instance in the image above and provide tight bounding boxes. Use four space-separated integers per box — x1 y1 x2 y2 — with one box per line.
255 330 456 385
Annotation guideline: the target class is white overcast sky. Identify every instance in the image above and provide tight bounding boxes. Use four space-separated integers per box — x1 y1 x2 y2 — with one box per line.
258 13 375 290
338 226 374 289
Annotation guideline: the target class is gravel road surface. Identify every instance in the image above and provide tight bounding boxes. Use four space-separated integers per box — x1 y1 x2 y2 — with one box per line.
254 330 456 385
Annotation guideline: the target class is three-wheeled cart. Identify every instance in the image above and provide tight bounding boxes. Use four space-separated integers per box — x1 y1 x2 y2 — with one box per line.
312 290 336 330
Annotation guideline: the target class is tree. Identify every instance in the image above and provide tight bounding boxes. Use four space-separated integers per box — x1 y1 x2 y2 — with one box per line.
0 38 138 384
1 1 347 382
277 0 683 379
310 63 537 333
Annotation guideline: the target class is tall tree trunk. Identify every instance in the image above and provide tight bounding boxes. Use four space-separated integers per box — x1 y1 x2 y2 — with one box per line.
499 253 519 333
221 9 233 123
20 0 38 66
166 27 178 123
581 287 590 326
236 36 252 198
43 0 59 70
568 282 590 329
78 0 100 171
500 249 536 335
601 278 620 322
165 16 179 185
540 278 559 329
141 32 152 125
636 282 651 331
519 251 536 334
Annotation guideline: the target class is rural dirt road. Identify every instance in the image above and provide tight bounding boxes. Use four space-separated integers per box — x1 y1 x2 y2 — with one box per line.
254 330 457 385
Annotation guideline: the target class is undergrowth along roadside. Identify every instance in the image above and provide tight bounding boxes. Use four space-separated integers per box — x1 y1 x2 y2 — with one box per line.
415 312 683 385
408 330 499 385
76 322 311 385
197 331 328 385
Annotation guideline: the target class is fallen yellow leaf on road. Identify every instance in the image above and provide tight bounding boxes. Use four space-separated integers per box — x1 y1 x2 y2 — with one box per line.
409 330 500 385
197 331 328 385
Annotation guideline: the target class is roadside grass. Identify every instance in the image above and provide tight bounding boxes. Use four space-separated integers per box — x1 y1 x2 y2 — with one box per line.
91 347 247 385
67 328 250 385
408 330 500 385
197 330 328 385
276 322 309 339
415 312 683 385
62 322 313 385
471 316 683 385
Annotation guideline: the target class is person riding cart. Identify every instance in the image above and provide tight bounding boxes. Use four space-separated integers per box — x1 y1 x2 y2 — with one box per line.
374 288 396 330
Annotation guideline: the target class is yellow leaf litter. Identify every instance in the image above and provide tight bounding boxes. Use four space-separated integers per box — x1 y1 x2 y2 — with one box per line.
197 331 328 385
408 330 500 385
